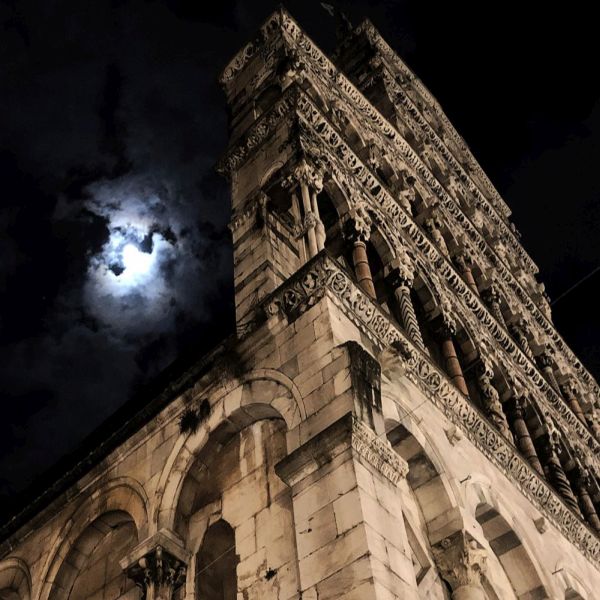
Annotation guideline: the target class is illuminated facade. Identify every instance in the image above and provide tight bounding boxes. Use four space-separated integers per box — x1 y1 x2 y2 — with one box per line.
2 8 600 600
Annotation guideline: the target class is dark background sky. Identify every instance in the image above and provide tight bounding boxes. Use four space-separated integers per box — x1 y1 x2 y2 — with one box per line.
1 0 598 517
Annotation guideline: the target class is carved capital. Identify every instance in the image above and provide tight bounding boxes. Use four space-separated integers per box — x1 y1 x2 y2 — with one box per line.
432 531 487 592
559 378 579 401
385 253 414 289
482 283 501 306
121 531 189 600
276 413 408 488
453 250 473 272
343 204 372 242
285 159 323 192
537 347 555 370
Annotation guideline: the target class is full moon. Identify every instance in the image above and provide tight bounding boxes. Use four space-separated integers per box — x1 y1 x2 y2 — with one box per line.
122 243 153 275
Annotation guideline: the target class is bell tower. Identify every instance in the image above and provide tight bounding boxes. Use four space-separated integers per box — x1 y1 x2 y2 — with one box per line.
217 7 600 599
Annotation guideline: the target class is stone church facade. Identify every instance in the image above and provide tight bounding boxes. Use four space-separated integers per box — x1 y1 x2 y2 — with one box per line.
2 8 600 600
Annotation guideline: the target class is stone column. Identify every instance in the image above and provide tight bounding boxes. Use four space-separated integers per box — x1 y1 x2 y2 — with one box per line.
311 188 326 252
482 284 505 328
276 413 413 600
289 160 324 260
559 379 586 424
344 205 376 300
121 530 189 600
536 347 560 393
454 252 479 295
508 396 544 475
424 212 450 257
509 319 535 361
540 416 581 515
572 458 600 533
476 361 512 443
437 316 469 397
384 256 426 352
432 531 488 600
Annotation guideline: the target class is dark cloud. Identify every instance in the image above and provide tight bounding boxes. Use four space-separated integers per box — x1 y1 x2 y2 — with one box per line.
0 0 599 515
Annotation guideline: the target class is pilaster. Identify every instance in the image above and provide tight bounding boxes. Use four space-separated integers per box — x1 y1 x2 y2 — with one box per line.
276 413 412 599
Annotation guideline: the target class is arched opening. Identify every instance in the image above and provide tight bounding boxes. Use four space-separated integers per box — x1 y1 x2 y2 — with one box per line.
196 520 237 600
49 510 138 600
385 419 460 598
0 559 31 600
410 273 443 366
175 414 298 599
475 503 547 599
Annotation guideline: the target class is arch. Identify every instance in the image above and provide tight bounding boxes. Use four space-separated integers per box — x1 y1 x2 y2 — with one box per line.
555 565 591 600
465 479 551 600
0 558 31 600
195 519 238 600
382 398 462 536
154 370 304 533
38 477 148 600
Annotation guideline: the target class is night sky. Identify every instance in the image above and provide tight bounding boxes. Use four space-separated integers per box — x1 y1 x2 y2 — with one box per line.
1 0 598 516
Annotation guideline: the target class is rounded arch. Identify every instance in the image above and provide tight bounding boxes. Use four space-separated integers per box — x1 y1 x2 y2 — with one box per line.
154 370 303 534
38 477 148 600
382 398 462 533
555 565 591 600
0 557 31 600
195 519 237 600
465 479 552 600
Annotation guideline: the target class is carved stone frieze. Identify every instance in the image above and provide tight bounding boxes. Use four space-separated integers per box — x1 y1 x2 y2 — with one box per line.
351 415 409 485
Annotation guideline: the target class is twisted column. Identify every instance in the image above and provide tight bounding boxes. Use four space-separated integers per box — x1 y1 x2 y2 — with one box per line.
509 396 544 475
344 205 376 300
432 532 488 600
424 211 450 257
476 361 513 443
560 379 586 424
540 415 581 515
288 160 325 259
537 347 561 393
311 188 326 252
572 457 600 532
509 319 535 361
454 251 479 295
385 255 426 351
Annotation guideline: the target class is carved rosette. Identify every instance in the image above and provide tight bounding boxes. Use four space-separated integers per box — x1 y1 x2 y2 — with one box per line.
432 532 487 595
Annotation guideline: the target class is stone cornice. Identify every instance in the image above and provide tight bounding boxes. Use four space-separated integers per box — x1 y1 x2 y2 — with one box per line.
262 252 600 566
353 19 511 221
275 412 408 487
